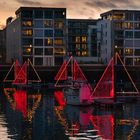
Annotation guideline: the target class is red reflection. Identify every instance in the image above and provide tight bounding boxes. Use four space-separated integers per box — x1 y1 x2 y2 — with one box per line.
90 114 114 140
13 90 27 118
92 57 114 99
54 91 66 106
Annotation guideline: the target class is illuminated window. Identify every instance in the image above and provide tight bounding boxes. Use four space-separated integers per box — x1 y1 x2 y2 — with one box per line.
75 37 80 43
82 36 87 43
134 58 140 65
54 20 64 28
54 48 65 55
82 51 87 56
44 20 53 28
124 22 133 29
44 38 53 46
54 38 63 45
22 29 32 36
125 48 133 55
76 51 81 56
82 44 87 50
22 21 32 27
23 47 32 55
76 44 80 50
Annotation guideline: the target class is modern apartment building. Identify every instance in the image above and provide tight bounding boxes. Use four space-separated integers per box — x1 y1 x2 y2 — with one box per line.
0 29 6 64
67 19 100 63
100 10 140 65
6 7 66 66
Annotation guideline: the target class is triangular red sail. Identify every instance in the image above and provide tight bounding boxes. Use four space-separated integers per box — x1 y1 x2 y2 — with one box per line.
90 114 114 140
12 61 27 85
14 60 21 79
72 60 87 81
92 57 114 99
54 60 67 81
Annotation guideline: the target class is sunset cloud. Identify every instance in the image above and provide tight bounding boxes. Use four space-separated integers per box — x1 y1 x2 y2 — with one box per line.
0 0 140 28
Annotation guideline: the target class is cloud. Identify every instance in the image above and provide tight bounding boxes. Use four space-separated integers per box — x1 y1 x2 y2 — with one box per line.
16 0 43 6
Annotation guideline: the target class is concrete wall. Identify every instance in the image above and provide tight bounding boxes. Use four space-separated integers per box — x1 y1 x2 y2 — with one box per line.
6 18 21 64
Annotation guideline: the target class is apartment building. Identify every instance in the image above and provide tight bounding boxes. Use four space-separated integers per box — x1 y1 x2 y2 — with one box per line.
6 7 66 66
100 10 140 65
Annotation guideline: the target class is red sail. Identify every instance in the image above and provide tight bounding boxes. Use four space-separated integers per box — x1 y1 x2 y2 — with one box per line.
92 57 114 99
72 60 87 81
14 60 21 79
54 60 67 80
12 61 27 85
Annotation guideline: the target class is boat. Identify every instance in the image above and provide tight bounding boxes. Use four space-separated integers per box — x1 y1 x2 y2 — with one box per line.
3 59 41 88
54 56 93 105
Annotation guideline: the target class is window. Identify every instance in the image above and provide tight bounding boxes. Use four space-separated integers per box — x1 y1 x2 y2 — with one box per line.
54 38 63 45
54 29 63 37
22 20 32 27
125 58 133 65
54 20 64 28
82 51 88 56
34 20 43 28
82 36 87 43
125 48 133 55
135 49 140 56
76 44 80 50
44 10 53 19
34 48 43 55
82 44 87 50
124 22 133 29
34 10 43 18
34 29 43 37
134 31 140 38
34 39 43 46
34 57 43 65
54 10 65 18
134 23 140 29
54 48 65 55
22 29 32 36
44 20 53 28
44 38 53 46
75 37 80 43
23 47 32 55
134 13 140 21
125 13 133 20
44 30 53 37
22 10 33 18
125 31 133 38
22 38 33 46
45 48 53 55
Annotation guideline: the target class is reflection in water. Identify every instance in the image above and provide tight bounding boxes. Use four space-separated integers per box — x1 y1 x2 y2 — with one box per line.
0 88 139 139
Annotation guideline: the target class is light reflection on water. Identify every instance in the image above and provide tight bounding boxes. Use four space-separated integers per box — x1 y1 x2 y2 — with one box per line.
0 87 140 140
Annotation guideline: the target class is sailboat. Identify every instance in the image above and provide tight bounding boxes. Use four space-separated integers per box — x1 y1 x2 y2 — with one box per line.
91 52 139 104
54 56 93 105
3 59 41 88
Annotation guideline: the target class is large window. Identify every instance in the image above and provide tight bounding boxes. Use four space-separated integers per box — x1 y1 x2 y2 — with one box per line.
125 13 133 20
44 30 53 37
135 49 140 56
34 29 43 37
34 48 43 55
23 47 32 55
34 39 43 46
125 58 133 65
34 10 43 19
44 38 53 46
124 22 133 29
54 48 65 55
44 20 53 28
22 29 33 36
22 20 33 27
34 57 43 65
22 10 33 18
125 31 133 38
134 23 140 29
134 13 140 21
44 10 53 19
125 48 133 56
134 31 140 38
82 36 87 43
54 38 63 45
54 29 63 37
54 10 65 18
34 20 43 28
22 38 33 46
54 20 64 29
45 48 53 55
75 37 80 43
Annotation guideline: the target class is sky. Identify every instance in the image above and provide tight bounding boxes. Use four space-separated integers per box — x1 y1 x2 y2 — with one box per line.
0 0 140 29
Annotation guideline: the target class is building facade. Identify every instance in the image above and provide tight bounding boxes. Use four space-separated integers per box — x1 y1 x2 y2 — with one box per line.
6 7 66 66
67 19 100 64
100 10 140 65
0 29 6 64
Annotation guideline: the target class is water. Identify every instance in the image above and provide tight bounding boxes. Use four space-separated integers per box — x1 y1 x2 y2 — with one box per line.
0 87 140 140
